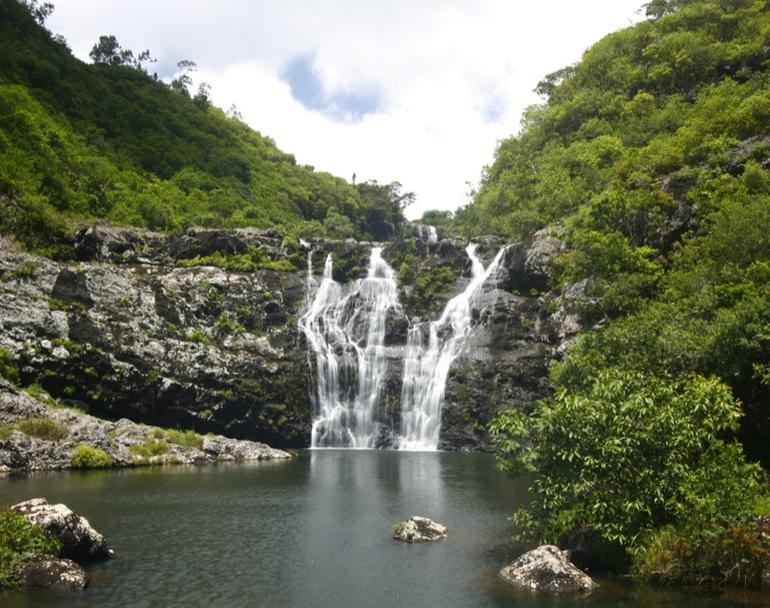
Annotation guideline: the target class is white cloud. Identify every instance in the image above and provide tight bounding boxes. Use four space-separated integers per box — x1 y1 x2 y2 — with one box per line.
48 0 643 219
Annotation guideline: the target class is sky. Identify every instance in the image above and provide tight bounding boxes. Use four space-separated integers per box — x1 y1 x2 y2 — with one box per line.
48 1 644 219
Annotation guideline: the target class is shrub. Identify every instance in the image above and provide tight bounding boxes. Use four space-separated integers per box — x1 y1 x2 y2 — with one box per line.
10 260 39 280
70 445 114 469
490 369 761 550
215 314 244 335
0 423 14 440
129 438 169 459
16 417 69 441
632 519 770 587
0 510 61 589
165 428 203 450
186 328 210 344
0 348 19 385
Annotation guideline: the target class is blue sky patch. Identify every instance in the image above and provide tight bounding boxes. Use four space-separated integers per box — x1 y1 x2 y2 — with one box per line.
283 53 380 122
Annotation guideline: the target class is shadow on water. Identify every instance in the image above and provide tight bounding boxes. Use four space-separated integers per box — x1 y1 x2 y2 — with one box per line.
1 451 768 608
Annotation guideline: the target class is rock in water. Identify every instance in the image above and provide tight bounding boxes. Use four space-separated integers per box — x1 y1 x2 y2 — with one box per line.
499 545 597 593
11 498 113 561
393 516 448 542
20 554 88 591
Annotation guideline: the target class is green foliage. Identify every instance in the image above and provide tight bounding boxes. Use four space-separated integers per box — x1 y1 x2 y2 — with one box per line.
0 1 406 254
165 428 203 450
8 260 39 279
490 370 761 548
0 423 13 440
0 509 61 589
185 328 210 344
0 347 19 385
412 265 459 309
215 314 245 335
632 520 770 587
16 416 69 441
129 437 168 459
70 444 114 468
175 246 301 272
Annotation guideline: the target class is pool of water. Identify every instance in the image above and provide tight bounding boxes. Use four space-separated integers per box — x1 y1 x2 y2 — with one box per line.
1 450 768 608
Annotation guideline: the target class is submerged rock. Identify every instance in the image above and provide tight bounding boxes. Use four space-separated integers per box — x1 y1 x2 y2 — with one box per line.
20 554 88 591
393 516 448 543
499 545 597 593
11 498 113 561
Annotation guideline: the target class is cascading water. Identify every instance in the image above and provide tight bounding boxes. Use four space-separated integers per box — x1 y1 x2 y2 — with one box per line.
398 245 506 451
416 224 438 244
299 247 401 448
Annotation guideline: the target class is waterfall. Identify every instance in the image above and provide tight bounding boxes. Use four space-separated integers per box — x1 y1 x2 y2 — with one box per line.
398 244 506 451
416 224 438 244
299 247 401 448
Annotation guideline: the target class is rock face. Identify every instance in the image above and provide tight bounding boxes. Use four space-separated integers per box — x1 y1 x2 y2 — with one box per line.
0 377 290 473
19 554 88 591
12 498 113 561
393 516 448 543
0 224 584 452
499 545 598 594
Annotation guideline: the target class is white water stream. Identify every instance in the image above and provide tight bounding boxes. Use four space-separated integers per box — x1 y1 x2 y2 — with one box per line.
300 241 505 450
299 247 400 448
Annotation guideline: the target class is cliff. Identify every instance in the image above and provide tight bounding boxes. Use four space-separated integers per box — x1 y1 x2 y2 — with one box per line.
0 225 584 451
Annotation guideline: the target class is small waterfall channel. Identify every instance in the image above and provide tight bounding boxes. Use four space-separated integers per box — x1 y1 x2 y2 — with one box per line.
299 247 400 448
300 236 505 450
399 244 505 450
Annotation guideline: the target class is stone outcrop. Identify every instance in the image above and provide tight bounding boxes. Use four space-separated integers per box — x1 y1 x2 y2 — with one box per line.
499 545 598 593
12 498 113 561
393 516 448 542
19 554 88 591
0 223 584 452
0 377 290 473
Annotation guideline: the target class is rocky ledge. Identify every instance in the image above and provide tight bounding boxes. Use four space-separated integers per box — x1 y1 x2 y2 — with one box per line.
0 377 290 473
499 545 598 594
11 498 113 591
393 516 448 543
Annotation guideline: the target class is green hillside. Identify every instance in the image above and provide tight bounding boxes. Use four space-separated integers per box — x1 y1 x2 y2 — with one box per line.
0 0 407 257
477 0 770 583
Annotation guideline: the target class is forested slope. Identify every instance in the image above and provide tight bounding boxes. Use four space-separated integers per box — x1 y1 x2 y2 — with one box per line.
0 0 407 257
474 0 770 584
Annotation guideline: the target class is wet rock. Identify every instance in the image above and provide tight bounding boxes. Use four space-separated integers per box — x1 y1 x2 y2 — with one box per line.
393 516 448 542
20 554 88 591
499 545 598 593
12 498 113 562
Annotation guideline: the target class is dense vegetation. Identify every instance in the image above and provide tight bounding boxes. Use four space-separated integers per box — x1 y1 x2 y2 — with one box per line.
478 0 770 585
0 509 61 589
0 0 408 258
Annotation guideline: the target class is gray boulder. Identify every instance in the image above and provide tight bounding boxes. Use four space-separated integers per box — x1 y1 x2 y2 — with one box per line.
499 545 597 593
20 554 88 591
11 498 113 561
393 516 448 543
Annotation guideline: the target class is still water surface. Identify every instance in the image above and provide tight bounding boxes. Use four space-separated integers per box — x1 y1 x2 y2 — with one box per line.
0 450 768 608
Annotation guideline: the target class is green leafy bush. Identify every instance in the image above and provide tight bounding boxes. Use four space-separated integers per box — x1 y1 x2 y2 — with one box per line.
16 417 69 441
490 369 761 549
0 510 62 589
185 328 210 344
0 348 19 385
70 445 114 469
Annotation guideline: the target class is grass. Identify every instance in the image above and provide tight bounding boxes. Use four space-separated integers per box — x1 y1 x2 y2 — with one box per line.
70 445 114 469
0 424 14 440
165 429 203 450
16 417 69 441
186 328 210 345
129 438 169 459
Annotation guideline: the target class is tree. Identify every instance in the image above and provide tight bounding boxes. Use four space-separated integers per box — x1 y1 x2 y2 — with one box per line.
490 369 761 548
170 60 196 96
193 82 211 110
21 0 53 25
